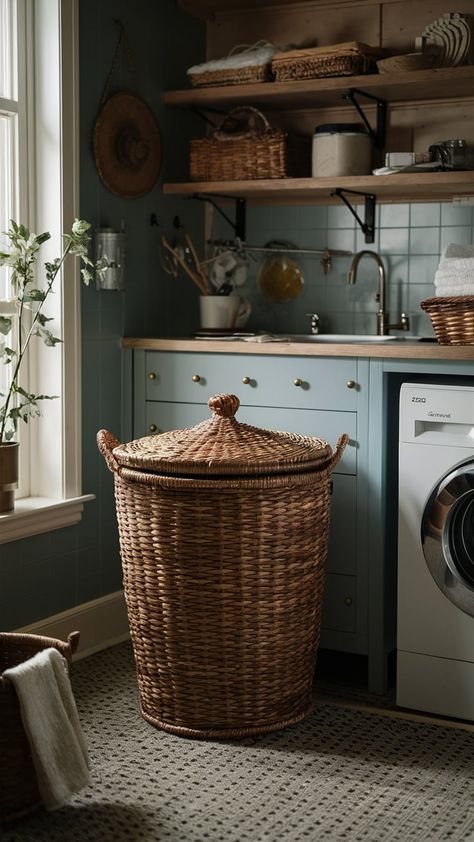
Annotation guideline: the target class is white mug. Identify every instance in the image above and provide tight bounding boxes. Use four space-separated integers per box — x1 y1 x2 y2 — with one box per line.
199 295 251 330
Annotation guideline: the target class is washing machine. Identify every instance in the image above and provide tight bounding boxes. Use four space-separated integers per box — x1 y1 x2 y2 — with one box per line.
397 382 474 720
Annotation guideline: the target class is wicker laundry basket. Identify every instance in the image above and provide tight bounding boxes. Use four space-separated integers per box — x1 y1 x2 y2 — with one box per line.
98 394 347 739
190 106 311 181
0 631 80 823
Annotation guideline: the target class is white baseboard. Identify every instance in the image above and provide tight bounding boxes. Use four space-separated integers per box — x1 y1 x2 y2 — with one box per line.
17 590 130 660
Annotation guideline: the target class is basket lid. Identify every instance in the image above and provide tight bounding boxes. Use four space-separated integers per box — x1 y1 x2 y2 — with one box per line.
111 393 335 477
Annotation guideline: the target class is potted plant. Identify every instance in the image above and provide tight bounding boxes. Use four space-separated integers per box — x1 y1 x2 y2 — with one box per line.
0 219 107 512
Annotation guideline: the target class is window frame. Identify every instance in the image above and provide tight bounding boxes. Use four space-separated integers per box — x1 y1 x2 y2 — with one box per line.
0 0 93 544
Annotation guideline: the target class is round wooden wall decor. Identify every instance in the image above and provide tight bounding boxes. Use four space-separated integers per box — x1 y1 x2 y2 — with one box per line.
93 92 162 199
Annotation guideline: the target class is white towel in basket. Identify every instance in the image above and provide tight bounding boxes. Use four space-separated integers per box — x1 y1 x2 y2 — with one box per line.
4 647 90 810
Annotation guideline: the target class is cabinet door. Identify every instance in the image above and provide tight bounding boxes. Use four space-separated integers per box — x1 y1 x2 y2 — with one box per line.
145 352 359 411
327 475 357 575
322 574 356 634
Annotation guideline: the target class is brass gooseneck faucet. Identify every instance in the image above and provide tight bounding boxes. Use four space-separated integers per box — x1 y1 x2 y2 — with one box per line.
347 250 410 336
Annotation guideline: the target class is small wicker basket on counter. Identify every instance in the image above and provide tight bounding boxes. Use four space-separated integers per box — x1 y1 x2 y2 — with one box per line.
98 394 347 739
420 296 474 344
0 631 80 823
190 106 311 181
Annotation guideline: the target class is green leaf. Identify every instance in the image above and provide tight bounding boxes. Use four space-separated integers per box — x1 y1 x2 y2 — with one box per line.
34 326 62 347
36 312 54 326
35 232 51 245
0 316 12 335
23 289 47 302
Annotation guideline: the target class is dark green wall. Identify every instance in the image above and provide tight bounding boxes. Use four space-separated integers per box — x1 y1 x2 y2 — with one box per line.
0 0 204 629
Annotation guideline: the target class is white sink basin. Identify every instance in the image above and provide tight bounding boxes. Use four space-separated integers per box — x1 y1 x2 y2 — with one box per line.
283 334 401 343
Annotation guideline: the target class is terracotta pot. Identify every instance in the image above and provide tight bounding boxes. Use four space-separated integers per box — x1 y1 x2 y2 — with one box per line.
0 442 19 512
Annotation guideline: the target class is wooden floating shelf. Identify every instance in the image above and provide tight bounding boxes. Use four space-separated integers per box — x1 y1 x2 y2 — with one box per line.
162 171 474 204
164 66 474 111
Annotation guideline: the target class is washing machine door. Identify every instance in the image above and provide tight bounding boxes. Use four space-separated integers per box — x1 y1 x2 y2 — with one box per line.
421 458 474 617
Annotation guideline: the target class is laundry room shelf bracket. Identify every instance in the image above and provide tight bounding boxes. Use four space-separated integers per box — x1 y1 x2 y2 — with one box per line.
191 192 247 241
330 188 376 243
343 88 387 150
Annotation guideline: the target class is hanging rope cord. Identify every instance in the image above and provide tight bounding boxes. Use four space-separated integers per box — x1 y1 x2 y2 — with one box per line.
99 19 136 110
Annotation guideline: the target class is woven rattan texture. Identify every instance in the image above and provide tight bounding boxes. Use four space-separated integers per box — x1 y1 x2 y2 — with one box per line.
113 419 333 476
421 296 474 344
114 471 332 738
272 54 375 81
0 633 78 824
189 64 273 87
190 108 311 181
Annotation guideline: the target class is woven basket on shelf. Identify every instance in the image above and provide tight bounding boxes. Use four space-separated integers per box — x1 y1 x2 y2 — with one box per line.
0 631 80 824
420 296 474 344
187 42 275 88
190 106 311 181
271 41 384 81
98 394 347 739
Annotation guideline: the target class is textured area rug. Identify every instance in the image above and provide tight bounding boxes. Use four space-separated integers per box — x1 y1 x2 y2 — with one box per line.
4 642 474 842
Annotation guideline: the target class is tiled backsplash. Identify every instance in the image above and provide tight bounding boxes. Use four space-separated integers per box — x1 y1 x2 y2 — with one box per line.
213 202 474 337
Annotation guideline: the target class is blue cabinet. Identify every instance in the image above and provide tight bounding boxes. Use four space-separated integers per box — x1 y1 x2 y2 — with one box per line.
128 347 474 695
133 349 370 667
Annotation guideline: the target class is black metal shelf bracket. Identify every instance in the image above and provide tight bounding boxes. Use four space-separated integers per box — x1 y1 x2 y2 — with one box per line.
191 193 247 241
343 88 387 150
330 188 376 243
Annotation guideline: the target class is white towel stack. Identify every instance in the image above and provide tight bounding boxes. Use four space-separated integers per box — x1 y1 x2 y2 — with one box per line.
435 243 474 297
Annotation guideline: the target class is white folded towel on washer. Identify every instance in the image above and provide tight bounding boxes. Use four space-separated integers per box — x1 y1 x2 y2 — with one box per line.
3 647 90 810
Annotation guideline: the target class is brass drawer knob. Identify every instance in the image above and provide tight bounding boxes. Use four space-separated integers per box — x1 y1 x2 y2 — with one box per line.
191 374 201 383
149 424 158 433
346 380 356 390
242 376 251 385
293 378 303 387
344 596 353 606
148 372 156 380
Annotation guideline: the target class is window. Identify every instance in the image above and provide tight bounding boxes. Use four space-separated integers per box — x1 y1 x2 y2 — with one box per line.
0 0 93 543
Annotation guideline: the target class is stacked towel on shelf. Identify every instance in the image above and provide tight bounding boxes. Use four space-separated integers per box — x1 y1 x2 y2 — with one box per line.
435 243 474 297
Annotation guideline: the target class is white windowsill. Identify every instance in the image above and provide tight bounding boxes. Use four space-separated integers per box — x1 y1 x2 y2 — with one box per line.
0 494 95 544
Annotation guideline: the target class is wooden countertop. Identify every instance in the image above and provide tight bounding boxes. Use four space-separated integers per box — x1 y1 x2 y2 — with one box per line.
122 337 474 361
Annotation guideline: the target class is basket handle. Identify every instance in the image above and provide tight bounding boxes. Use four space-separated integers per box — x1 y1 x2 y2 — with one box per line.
228 39 274 57
214 106 272 141
97 429 122 474
329 434 349 470
67 631 81 656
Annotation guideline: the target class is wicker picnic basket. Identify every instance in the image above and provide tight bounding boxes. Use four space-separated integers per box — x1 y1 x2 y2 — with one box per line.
0 631 80 823
190 106 311 181
271 41 384 81
421 296 474 344
98 394 347 739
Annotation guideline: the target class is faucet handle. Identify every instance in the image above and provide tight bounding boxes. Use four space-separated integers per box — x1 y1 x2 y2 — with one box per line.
305 312 320 335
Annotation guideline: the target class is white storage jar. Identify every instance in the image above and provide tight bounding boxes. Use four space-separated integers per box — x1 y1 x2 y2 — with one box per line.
312 123 372 177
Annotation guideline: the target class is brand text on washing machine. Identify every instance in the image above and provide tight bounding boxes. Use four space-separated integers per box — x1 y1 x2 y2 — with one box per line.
411 397 426 402
427 411 452 418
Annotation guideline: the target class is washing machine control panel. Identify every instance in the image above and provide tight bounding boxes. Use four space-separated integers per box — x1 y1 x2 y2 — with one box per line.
400 383 474 448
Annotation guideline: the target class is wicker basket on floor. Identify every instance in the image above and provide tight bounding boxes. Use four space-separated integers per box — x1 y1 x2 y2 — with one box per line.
190 106 311 181
0 631 80 823
271 41 384 81
420 296 474 344
98 394 347 739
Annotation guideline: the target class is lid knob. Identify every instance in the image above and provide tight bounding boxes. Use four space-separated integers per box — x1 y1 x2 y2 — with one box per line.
208 394 240 419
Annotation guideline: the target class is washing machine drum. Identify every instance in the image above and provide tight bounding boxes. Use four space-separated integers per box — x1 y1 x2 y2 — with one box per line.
422 458 474 617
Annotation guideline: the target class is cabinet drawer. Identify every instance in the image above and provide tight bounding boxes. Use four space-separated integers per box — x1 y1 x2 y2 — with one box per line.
321 574 356 634
145 403 357 475
145 352 358 411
